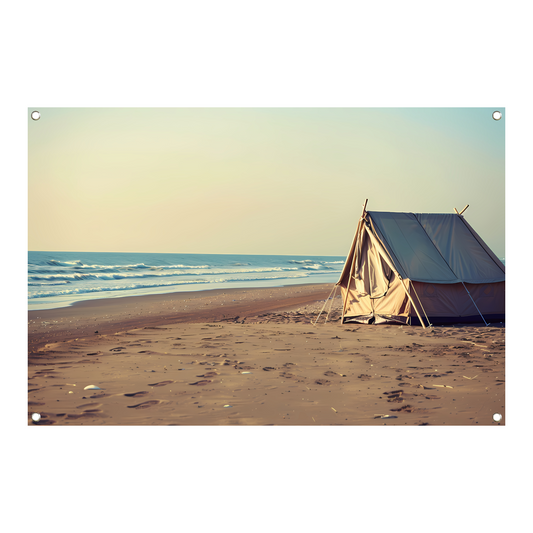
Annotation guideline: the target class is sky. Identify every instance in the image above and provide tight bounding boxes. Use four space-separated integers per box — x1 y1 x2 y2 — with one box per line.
28 107 505 258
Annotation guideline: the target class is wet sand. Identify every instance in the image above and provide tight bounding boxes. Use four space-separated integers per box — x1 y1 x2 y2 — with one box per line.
28 284 505 425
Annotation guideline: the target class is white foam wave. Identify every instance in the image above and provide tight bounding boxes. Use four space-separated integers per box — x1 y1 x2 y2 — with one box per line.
29 266 301 282
47 259 84 267
44 261 211 271
28 273 311 299
71 262 152 270
28 281 70 287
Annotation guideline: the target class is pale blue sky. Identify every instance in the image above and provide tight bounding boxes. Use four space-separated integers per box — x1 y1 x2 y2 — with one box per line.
28 107 505 257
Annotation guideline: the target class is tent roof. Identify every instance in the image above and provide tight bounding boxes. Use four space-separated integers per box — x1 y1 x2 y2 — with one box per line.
367 211 505 284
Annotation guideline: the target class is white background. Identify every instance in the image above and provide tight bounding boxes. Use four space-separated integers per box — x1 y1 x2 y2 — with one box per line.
3 1 530 532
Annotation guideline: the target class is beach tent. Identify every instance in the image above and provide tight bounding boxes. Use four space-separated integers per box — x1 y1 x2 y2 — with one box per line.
334 201 505 327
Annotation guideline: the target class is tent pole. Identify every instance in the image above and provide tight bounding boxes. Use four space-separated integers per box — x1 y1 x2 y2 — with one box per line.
342 215 364 322
461 282 489 326
454 205 469 215
362 222 429 329
398 278 427 329
341 228 358 322
410 282 432 327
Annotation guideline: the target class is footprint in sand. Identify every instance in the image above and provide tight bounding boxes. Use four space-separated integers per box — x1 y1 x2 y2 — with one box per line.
66 411 103 419
124 391 149 398
127 400 161 409
196 371 219 378
280 371 297 380
390 404 419 413
189 380 212 386
235 364 254 370
396 374 413 381
147 380 174 387
86 393 107 399
384 390 405 402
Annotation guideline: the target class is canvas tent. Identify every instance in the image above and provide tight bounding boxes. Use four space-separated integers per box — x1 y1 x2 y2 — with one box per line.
335 201 505 327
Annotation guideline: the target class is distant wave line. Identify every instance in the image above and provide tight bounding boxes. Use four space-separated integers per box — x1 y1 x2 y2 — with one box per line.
28 265 343 283
28 273 316 298
40 262 210 272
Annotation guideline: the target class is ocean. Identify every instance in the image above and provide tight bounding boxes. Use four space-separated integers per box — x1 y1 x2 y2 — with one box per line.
28 251 345 311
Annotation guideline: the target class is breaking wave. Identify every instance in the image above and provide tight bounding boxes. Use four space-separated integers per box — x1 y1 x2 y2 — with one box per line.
28 266 300 283
28 273 310 299
28 251 345 309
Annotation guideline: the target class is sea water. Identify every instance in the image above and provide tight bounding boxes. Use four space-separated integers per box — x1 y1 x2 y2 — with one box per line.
28 251 345 311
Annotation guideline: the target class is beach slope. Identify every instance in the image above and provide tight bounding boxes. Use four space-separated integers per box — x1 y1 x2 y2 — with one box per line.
28 284 505 425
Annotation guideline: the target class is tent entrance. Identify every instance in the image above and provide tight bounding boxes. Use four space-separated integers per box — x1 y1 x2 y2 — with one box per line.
337 209 430 327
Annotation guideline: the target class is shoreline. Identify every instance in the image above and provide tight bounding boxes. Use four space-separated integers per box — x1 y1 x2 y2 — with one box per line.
28 283 336 354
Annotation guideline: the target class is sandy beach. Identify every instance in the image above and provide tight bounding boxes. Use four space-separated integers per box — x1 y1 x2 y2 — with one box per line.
28 283 505 426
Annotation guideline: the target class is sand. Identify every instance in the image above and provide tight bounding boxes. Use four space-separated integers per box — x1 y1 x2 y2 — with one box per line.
28 284 505 426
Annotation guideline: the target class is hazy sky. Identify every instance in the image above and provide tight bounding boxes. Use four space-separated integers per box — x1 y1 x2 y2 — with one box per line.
28 107 505 257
